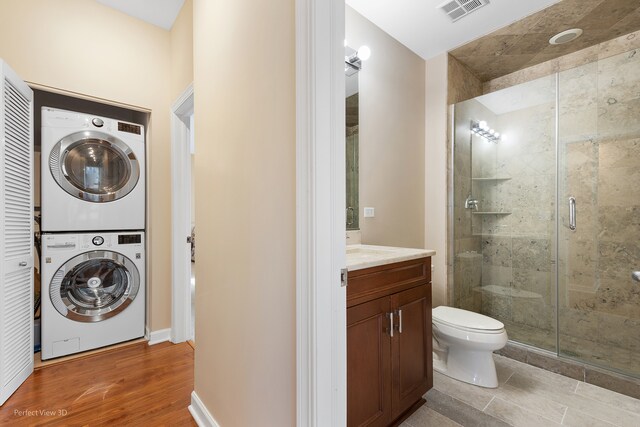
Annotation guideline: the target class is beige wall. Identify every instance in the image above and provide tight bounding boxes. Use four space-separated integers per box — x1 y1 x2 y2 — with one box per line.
193 0 296 425
346 7 425 249
170 0 194 100
0 0 179 330
425 54 449 308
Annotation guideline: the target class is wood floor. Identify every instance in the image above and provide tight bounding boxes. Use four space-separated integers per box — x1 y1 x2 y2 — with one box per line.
0 342 197 426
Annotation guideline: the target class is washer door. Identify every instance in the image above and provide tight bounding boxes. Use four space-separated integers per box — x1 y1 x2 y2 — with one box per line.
49 251 140 322
49 130 140 202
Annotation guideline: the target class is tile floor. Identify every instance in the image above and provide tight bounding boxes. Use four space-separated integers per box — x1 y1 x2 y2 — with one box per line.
402 354 640 427
501 320 640 378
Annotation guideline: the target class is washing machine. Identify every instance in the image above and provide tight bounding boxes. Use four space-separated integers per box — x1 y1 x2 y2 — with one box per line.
41 107 145 232
41 231 145 360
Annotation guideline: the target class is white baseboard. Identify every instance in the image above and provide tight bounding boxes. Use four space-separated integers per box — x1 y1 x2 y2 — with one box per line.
147 328 172 346
189 391 220 427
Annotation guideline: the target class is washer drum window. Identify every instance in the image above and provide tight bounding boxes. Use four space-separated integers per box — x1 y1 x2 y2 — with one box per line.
49 250 140 322
49 130 140 203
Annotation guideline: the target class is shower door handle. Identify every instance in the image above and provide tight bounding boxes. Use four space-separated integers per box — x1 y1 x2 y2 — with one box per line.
568 197 576 231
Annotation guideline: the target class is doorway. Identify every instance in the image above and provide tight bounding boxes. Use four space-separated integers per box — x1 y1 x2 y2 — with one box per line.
171 84 195 344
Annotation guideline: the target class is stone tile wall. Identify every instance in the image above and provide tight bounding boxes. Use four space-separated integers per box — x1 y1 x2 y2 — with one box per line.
450 99 493 311
470 77 557 352
446 54 484 306
484 30 640 94
450 27 640 380
453 44 640 376
557 46 640 376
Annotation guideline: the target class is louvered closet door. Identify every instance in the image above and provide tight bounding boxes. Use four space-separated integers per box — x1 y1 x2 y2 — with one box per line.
0 60 33 406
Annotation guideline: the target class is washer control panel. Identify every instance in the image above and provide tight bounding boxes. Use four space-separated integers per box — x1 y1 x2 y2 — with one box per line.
42 232 144 254
43 234 77 250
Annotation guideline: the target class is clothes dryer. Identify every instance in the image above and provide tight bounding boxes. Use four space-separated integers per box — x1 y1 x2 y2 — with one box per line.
40 231 145 360
41 107 145 231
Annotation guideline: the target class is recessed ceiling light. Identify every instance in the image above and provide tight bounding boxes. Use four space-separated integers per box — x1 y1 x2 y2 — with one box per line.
549 28 583 45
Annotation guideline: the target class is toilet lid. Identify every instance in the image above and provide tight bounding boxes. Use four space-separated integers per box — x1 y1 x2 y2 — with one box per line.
433 306 504 331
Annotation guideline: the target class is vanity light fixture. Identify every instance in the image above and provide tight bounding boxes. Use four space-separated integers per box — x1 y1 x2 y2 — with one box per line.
345 45 371 75
471 120 500 142
357 46 371 61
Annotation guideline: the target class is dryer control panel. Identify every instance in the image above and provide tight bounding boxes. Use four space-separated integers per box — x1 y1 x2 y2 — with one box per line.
118 234 142 245
81 234 112 249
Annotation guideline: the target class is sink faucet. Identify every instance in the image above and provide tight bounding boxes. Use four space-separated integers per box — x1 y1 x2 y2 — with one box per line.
465 195 479 210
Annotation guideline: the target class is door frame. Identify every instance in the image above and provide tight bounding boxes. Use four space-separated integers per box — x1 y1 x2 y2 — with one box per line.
295 0 346 425
170 83 194 344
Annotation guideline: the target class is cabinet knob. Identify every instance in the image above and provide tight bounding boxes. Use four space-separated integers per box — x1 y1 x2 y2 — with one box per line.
19 261 27 267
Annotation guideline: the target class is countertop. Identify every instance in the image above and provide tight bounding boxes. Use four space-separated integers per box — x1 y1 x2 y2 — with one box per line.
346 244 435 271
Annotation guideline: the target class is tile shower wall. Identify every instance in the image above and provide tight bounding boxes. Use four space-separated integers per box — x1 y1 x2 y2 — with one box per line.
447 54 484 307
484 29 640 94
451 100 495 313
453 45 640 378
558 47 640 376
467 75 557 352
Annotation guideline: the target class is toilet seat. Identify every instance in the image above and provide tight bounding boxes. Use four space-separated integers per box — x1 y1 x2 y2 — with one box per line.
433 306 504 334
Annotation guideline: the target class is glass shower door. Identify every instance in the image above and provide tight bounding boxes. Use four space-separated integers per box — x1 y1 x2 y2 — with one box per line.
558 48 640 377
452 75 558 353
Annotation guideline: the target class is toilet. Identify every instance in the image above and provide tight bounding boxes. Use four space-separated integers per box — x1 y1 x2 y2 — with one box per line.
432 306 508 388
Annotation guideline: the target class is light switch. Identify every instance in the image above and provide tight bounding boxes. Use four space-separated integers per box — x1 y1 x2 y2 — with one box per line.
363 207 375 218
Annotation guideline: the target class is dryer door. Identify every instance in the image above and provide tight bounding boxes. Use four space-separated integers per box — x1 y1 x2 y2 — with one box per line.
49 130 140 202
49 250 140 322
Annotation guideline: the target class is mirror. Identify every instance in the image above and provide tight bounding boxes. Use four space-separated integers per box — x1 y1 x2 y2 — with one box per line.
346 47 359 230
344 6 425 249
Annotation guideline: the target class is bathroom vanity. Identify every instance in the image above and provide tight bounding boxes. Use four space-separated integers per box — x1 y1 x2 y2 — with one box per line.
346 245 435 427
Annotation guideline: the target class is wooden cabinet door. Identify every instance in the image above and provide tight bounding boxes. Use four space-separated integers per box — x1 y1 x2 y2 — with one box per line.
390 285 432 419
347 296 392 427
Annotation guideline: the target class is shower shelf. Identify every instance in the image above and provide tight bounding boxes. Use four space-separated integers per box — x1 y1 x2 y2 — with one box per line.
472 212 512 215
471 177 512 181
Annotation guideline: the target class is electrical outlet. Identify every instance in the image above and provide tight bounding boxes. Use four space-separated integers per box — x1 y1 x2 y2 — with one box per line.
363 207 375 218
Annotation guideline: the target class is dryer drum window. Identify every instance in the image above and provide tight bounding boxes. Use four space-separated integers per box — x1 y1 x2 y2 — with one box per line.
51 251 140 322
50 130 140 203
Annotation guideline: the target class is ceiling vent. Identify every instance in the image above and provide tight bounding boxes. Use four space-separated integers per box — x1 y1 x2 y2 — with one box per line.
438 0 490 22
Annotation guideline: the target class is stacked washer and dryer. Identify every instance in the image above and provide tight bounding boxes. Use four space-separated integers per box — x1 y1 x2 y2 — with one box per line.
39 108 146 360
